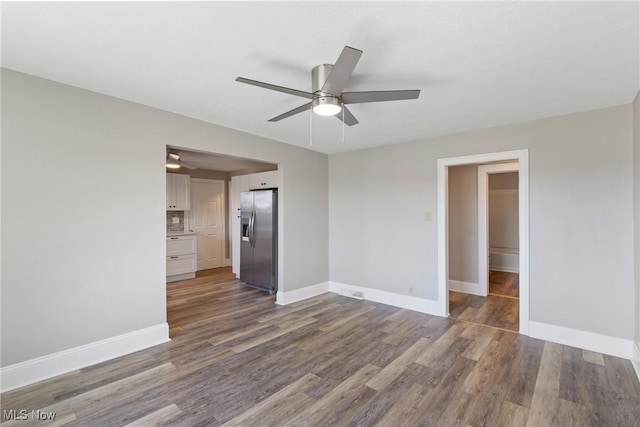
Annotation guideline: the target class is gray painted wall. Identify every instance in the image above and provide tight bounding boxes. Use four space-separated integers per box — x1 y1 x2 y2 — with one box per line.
489 173 519 250
330 104 634 339
1 70 329 366
448 165 478 284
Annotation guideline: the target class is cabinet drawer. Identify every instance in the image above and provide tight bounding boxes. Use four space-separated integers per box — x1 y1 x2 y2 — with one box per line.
166 254 196 276
167 236 196 255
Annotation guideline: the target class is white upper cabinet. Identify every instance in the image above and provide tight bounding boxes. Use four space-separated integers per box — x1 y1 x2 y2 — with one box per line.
166 173 190 210
231 175 250 214
249 170 279 190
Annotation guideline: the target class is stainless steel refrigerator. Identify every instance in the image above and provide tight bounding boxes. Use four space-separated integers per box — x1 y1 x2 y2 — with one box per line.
240 189 277 293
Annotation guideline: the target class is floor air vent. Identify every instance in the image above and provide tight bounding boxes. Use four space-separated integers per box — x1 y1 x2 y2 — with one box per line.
341 288 364 300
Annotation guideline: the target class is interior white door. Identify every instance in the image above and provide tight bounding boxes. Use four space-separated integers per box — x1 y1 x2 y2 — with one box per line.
190 179 225 271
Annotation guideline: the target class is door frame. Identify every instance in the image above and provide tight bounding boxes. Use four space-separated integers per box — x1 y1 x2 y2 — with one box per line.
437 149 530 335
188 178 226 271
478 162 519 296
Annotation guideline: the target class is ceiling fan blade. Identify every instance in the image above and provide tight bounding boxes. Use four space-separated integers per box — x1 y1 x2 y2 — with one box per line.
236 77 314 99
320 46 363 95
181 162 198 170
341 90 421 104
268 102 312 122
335 105 359 126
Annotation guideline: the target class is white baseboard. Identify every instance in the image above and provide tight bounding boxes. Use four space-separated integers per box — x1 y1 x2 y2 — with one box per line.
529 321 633 359
0 323 170 393
632 341 640 382
275 281 442 317
276 282 329 305
489 250 519 273
489 266 520 273
166 272 195 282
328 282 442 316
449 280 485 296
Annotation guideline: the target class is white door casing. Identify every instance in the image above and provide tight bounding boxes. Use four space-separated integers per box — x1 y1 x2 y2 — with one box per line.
189 179 225 271
437 149 530 335
477 162 519 296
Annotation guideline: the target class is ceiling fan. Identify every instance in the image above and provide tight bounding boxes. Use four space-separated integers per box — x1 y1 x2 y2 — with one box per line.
235 46 420 126
166 151 197 170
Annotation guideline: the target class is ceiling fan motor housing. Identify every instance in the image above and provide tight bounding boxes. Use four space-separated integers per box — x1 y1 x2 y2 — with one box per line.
312 64 334 94
312 64 341 114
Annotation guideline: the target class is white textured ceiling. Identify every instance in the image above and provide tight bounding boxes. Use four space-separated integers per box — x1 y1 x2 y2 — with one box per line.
2 2 638 154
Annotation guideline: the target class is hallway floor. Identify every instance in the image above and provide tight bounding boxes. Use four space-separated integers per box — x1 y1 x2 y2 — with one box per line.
449 271 519 332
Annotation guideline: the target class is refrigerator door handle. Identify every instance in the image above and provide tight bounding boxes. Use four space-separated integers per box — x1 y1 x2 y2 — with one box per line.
248 210 253 247
249 210 256 247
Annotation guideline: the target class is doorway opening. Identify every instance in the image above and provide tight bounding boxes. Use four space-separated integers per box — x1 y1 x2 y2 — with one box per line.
437 150 529 335
165 146 280 337
446 162 520 331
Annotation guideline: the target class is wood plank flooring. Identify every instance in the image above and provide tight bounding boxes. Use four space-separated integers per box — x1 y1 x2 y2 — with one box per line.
2 268 639 426
490 270 520 298
449 271 520 331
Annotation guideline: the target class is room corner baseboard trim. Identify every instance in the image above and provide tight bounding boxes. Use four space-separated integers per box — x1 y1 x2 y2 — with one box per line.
529 321 633 359
0 323 170 393
274 281 442 317
328 282 442 316
448 280 485 296
632 341 640 382
276 282 329 305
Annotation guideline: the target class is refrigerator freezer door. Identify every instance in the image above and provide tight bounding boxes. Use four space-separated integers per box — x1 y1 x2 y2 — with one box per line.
251 190 276 291
240 191 254 284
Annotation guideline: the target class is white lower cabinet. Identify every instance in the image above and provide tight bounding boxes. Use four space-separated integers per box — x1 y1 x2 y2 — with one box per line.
167 234 196 282
167 254 196 276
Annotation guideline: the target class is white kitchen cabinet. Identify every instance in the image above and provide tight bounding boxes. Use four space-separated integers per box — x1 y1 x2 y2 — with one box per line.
167 234 196 281
249 170 279 190
166 173 190 210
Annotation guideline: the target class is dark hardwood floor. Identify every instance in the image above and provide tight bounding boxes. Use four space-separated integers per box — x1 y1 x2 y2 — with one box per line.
2 268 639 426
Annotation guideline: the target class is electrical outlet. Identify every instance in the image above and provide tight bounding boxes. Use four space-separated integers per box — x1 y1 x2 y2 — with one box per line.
424 211 432 222
172 217 180 224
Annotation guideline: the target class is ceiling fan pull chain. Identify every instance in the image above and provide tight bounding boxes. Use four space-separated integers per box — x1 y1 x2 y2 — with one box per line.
309 104 313 146
342 106 345 144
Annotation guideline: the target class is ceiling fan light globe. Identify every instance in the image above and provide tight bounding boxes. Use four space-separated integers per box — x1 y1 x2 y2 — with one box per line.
312 96 342 116
166 152 181 168
313 103 342 116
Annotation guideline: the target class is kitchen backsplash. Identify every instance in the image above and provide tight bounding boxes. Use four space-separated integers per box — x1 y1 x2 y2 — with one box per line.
166 211 185 233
